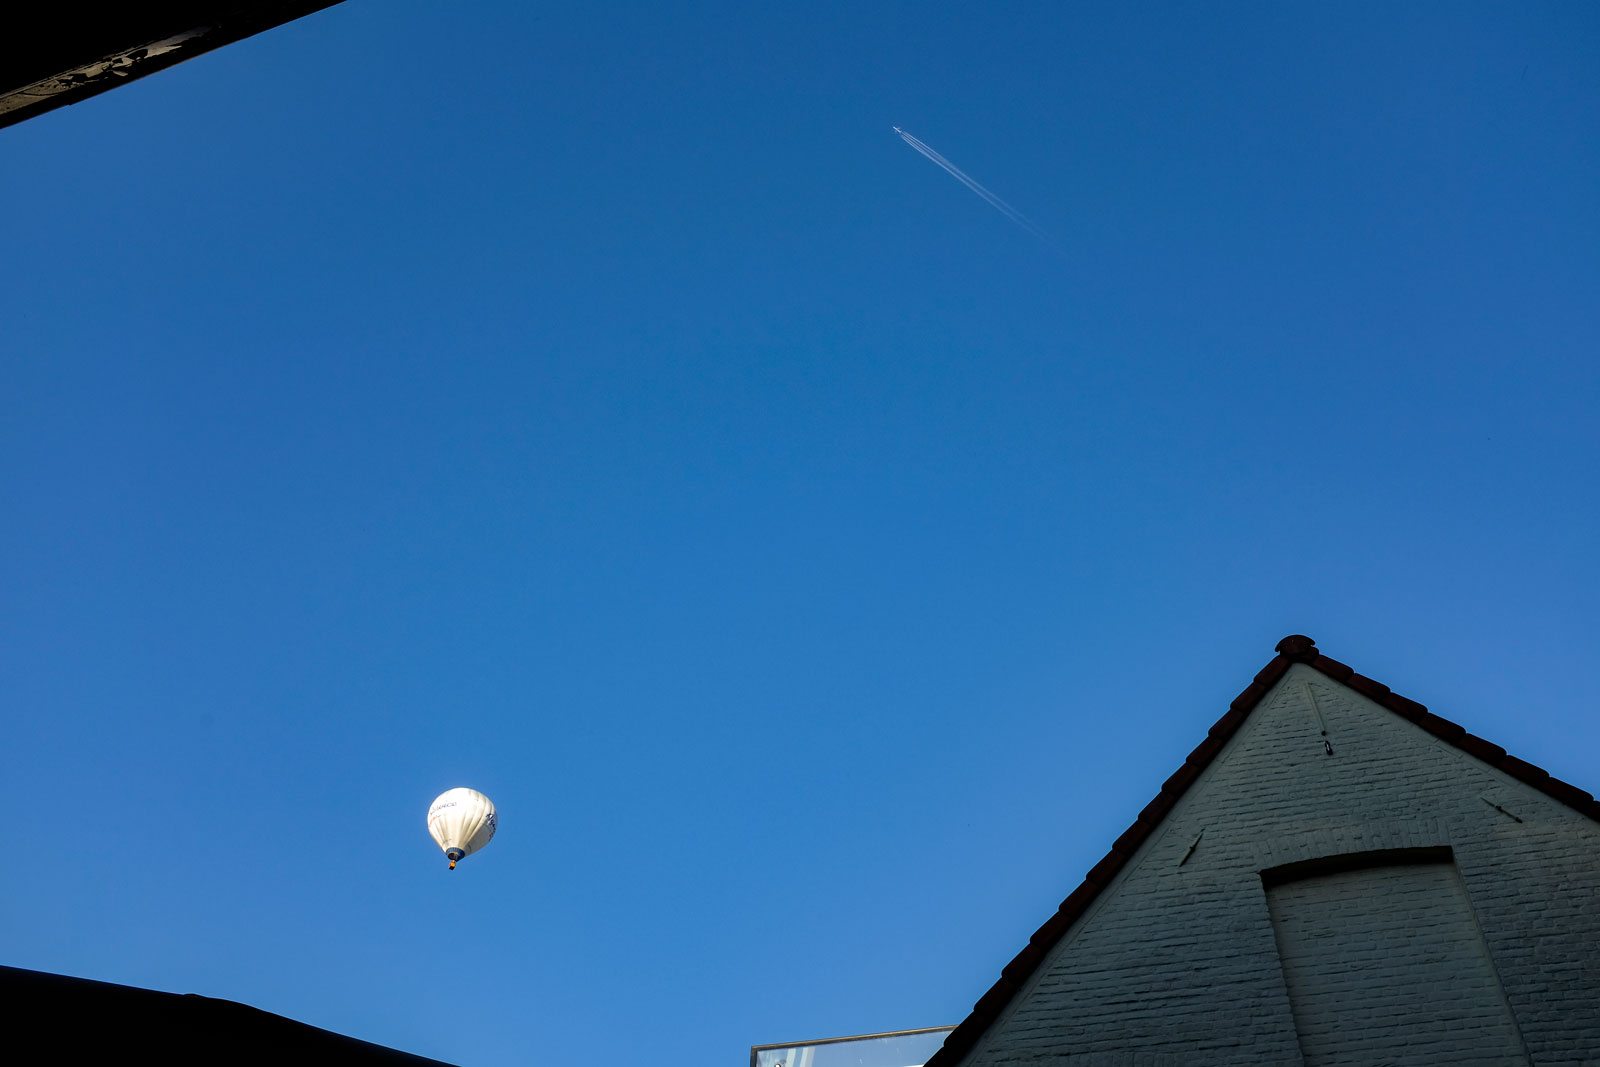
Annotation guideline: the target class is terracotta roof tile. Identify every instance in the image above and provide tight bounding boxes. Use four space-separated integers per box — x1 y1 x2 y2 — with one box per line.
1500 755 1549 784
1229 682 1272 711
971 979 1016 1015
1457 734 1507 762
1160 761 1202 795
1274 634 1317 659
1254 659 1291 687
1026 910 1075 949
1083 851 1128 888
1417 713 1466 741
1054 882 1098 917
1385 693 1428 719
1544 779 1595 808
1185 732 1227 766
1309 653 1353 680
1136 791 1178 826
999 943 1045 983
1207 706 1250 737
1343 673 1391 700
1110 823 1146 856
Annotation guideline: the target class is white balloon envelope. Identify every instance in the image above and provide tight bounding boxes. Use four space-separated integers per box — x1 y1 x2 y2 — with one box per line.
427 788 497 870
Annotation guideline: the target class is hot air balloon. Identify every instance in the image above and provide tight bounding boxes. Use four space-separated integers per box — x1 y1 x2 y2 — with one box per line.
427 788 497 870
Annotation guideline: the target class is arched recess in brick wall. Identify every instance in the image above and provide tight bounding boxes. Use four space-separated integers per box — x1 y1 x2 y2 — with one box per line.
1261 847 1531 1067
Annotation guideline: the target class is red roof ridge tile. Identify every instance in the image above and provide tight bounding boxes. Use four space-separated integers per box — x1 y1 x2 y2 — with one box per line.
922 635 1600 1067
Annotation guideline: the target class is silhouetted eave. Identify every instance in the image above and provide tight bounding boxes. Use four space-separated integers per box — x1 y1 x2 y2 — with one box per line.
1 3 346 131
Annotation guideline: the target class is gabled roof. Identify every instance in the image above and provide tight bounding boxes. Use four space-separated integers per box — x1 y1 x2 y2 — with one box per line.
924 634 1600 1067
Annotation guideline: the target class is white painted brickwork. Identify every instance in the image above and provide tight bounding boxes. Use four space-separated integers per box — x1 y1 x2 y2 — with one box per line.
956 664 1600 1066
1266 861 1528 1066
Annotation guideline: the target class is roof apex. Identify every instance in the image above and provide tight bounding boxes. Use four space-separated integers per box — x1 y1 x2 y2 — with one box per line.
1273 633 1318 660
924 635 1600 1067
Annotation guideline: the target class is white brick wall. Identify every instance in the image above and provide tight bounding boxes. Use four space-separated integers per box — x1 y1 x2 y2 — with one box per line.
1266 859 1528 1065
955 664 1600 1066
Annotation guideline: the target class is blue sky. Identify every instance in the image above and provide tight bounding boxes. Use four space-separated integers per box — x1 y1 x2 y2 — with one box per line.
2 3 1597 1065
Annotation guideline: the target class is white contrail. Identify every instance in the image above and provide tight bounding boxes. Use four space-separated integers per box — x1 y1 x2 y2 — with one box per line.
894 126 1056 247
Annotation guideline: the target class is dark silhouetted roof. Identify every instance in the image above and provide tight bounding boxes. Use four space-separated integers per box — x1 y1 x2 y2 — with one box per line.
1 3 346 131
924 635 1600 1067
0 964 456 1065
